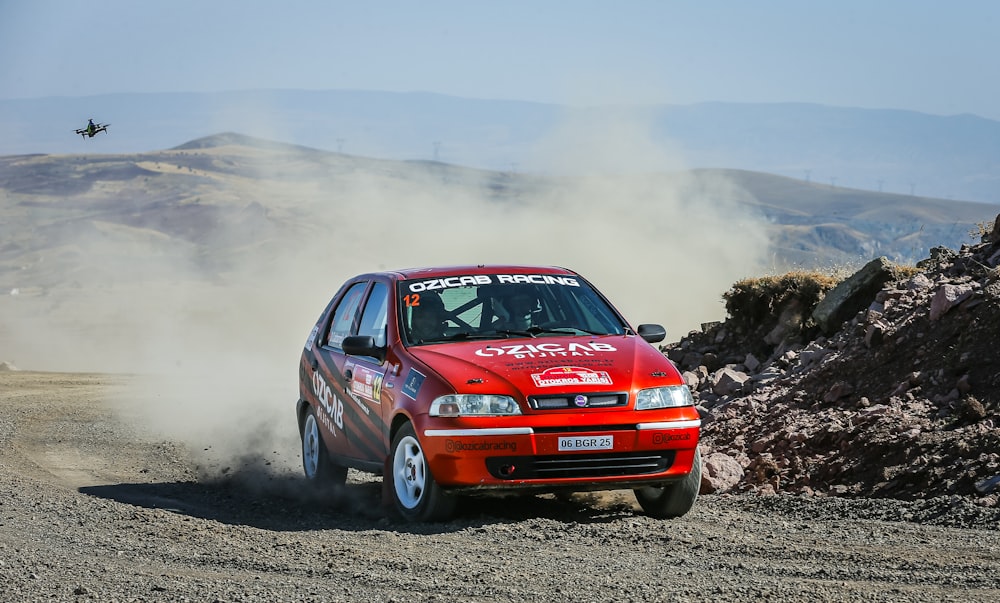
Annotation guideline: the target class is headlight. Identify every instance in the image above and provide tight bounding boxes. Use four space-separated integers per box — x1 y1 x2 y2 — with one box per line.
635 385 694 410
429 394 522 417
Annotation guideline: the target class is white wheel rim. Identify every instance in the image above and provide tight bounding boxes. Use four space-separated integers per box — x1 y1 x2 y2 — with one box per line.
393 435 426 509
303 414 320 479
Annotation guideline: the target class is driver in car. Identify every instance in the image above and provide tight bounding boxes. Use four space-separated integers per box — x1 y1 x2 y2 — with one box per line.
409 293 448 342
494 288 541 331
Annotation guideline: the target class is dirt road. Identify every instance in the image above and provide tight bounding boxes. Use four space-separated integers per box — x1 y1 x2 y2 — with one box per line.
2 370 999 602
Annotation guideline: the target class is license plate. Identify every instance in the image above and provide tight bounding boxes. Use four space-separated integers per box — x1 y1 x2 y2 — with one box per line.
558 435 613 451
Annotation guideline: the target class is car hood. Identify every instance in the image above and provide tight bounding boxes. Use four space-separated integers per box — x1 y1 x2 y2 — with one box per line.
408 335 683 396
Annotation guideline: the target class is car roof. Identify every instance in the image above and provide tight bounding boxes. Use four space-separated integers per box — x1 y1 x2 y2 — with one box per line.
378 265 580 280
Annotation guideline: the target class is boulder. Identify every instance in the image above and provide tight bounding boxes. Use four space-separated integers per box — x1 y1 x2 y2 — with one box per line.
812 256 897 335
700 452 744 494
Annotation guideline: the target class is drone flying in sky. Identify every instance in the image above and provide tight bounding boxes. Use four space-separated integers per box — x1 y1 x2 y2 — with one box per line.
75 118 109 139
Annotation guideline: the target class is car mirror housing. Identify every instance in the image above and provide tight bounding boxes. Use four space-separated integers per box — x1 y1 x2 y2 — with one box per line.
637 323 666 344
342 335 386 362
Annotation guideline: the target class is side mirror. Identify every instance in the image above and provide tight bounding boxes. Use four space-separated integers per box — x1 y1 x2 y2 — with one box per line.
342 335 386 362
637 324 666 344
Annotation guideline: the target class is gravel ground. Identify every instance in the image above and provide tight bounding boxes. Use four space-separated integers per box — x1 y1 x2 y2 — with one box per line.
2 370 1000 603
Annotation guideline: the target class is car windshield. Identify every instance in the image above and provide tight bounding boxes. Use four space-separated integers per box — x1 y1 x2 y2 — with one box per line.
398 273 629 345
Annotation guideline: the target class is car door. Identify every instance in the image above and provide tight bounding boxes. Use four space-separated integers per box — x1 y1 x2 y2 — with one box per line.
312 279 390 466
311 281 366 462
342 280 391 461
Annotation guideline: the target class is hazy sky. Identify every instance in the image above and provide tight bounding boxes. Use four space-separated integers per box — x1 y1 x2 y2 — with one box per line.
2 0 998 119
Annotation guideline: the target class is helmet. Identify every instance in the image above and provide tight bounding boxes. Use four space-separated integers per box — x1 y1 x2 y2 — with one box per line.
499 286 539 329
409 293 447 341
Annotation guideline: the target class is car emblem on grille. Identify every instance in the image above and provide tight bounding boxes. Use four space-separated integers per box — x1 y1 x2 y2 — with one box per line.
574 395 588 407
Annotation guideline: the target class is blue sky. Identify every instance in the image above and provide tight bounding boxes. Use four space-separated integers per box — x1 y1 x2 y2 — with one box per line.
2 0 999 119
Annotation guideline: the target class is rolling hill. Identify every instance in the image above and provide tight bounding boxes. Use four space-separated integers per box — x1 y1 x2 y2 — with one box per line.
2 133 997 291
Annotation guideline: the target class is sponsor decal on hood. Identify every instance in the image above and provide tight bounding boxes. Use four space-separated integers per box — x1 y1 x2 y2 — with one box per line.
474 341 618 359
531 366 613 388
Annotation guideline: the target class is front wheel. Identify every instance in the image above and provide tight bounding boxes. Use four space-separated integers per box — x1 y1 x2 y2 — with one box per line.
389 422 456 522
301 406 348 489
634 447 702 518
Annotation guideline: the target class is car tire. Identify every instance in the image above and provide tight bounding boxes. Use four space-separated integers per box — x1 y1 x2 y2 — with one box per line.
389 422 457 522
633 447 702 519
301 406 348 488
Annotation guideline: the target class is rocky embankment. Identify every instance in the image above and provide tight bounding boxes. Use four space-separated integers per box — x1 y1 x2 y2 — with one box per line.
666 215 1000 511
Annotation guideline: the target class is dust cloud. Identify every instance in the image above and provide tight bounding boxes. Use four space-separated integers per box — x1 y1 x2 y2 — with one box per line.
3 104 771 488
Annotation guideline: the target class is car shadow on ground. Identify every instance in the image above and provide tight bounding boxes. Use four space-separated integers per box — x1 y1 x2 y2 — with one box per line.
79 476 385 531
79 472 643 533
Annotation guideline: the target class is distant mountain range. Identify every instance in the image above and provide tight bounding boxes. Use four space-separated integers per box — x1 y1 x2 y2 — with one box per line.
3 89 999 203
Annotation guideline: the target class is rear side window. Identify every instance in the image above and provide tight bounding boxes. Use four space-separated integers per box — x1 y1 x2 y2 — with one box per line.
326 282 367 348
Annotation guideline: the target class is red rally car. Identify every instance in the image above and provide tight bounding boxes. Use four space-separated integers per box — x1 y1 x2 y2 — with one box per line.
296 265 702 522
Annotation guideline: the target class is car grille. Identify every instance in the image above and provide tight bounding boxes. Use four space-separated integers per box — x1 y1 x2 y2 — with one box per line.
527 392 628 410
485 451 675 480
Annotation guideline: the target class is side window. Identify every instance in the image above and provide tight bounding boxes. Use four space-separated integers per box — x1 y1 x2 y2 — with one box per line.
326 282 367 349
357 282 389 347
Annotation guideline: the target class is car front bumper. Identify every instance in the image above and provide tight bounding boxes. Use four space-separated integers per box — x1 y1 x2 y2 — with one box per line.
420 416 701 489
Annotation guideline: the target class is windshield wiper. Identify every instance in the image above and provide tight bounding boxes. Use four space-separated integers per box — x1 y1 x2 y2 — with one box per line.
537 326 611 336
526 326 617 336
495 329 537 338
437 332 505 342
419 327 613 344
493 326 611 338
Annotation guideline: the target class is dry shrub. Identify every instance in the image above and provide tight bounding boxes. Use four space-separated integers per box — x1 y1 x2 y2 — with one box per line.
723 270 843 325
969 219 995 242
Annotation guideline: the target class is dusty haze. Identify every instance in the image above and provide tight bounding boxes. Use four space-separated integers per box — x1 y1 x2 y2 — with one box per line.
3 105 770 474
